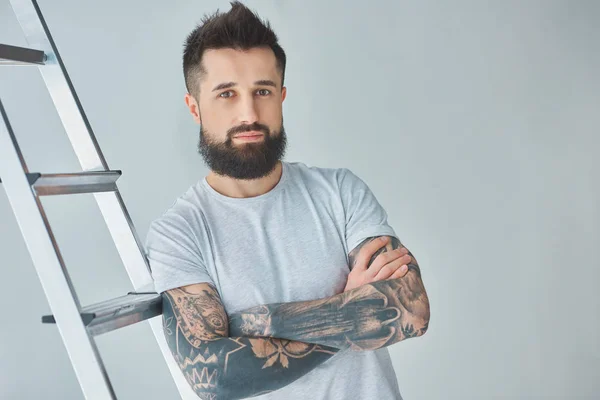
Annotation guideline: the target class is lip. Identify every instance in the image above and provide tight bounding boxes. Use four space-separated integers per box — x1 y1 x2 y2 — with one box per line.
234 131 264 138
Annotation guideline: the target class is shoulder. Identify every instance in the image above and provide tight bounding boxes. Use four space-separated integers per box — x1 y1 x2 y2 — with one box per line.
284 161 351 187
146 180 209 242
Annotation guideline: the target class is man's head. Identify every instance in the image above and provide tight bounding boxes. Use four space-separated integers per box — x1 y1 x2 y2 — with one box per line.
183 1 288 180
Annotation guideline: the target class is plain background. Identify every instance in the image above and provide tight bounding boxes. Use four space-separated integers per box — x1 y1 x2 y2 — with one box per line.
1 0 598 399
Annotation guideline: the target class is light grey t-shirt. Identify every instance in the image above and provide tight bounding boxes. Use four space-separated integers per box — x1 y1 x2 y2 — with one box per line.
145 161 403 400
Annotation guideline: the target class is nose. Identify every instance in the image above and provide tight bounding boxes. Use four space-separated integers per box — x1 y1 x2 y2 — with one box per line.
237 95 259 125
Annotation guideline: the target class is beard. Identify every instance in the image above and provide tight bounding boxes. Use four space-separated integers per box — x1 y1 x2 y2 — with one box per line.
197 119 288 180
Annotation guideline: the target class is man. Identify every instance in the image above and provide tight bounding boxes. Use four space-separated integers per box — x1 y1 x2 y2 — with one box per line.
144 2 430 399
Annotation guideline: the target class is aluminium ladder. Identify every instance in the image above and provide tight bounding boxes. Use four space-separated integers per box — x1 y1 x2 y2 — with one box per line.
0 1 194 398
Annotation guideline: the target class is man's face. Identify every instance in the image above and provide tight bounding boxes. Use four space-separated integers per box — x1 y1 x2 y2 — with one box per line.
190 47 287 180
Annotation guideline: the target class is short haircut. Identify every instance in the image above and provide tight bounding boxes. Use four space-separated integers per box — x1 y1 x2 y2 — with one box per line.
183 1 287 99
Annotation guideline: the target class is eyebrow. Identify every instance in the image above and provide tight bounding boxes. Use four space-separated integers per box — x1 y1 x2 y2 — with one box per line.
211 79 278 92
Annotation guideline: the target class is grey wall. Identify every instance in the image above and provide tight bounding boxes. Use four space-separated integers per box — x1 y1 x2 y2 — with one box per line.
1 0 598 399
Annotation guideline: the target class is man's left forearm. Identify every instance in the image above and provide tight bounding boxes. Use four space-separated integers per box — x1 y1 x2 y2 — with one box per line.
229 236 430 351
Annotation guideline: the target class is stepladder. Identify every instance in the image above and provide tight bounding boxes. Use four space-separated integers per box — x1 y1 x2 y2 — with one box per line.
0 1 196 398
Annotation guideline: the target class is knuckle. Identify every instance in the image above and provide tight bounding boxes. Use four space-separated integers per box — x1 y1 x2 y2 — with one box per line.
378 252 394 262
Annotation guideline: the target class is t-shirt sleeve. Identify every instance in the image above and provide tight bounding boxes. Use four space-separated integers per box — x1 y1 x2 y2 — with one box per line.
144 211 214 294
338 168 399 253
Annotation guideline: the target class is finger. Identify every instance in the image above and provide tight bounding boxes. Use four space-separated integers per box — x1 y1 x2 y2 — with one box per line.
387 264 409 280
367 249 408 278
372 254 411 281
372 259 404 282
354 237 390 271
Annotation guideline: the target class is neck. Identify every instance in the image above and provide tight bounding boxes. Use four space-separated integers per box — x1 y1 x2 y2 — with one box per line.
205 161 283 199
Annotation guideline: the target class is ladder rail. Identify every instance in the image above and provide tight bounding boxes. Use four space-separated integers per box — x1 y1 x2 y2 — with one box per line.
8 0 153 289
0 98 117 400
10 0 108 171
3 0 196 398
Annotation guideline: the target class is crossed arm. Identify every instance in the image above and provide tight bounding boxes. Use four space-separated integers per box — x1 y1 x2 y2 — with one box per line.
162 235 430 399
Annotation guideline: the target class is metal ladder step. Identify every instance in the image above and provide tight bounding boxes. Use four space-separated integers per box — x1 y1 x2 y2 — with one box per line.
42 292 162 336
0 171 122 195
0 43 46 65
0 170 122 196
28 170 122 195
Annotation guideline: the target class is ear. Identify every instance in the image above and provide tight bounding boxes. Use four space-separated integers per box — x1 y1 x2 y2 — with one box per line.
184 93 202 124
281 86 287 102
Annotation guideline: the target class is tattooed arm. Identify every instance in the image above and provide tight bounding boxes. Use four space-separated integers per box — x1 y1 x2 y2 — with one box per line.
162 283 338 400
229 236 430 351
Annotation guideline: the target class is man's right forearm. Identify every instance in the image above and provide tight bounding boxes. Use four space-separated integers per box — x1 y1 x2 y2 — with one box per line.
162 288 339 399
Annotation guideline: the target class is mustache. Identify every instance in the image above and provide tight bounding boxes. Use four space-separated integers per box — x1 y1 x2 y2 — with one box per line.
228 122 270 137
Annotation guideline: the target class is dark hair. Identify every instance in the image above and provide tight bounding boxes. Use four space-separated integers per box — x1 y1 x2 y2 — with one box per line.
183 1 287 99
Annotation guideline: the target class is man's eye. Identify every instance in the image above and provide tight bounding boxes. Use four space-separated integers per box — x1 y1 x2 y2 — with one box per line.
257 89 271 96
219 91 233 98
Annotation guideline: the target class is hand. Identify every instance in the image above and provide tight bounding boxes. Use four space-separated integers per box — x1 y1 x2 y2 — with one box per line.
344 237 411 292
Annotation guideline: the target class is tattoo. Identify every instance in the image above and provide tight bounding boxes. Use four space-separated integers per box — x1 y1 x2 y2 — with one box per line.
420 321 429 336
163 285 338 399
400 323 418 339
350 236 427 317
229 236 429 351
